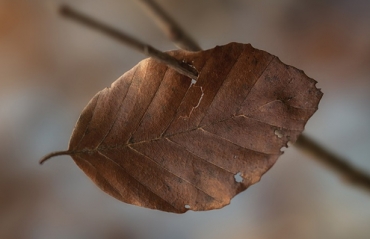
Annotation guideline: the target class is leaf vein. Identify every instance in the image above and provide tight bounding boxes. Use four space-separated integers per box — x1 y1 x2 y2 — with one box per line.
166 137 235 175
74 93 101 150
95 67 139 149
128 145 220 202
236 56 275 114
199 46 245 125
198 127 280 156
161 51 214 136
128 67 169 142
98 150 179 210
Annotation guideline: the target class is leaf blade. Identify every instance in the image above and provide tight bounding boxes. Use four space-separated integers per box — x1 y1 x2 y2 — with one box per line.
66 42 323 213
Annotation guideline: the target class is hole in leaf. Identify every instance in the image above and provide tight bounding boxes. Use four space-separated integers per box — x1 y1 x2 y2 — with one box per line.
185 204 191 209
234 172 243 183
274 129 283 138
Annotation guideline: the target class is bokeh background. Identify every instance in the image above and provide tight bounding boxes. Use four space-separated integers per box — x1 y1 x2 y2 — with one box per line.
1 0 370 238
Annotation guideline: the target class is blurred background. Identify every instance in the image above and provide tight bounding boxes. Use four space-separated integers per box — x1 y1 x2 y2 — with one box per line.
1 0 370 238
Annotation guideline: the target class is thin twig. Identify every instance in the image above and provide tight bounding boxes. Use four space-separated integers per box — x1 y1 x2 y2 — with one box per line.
295 134 370 192
142 0 370 193
135 0 201 51
60 5 198 79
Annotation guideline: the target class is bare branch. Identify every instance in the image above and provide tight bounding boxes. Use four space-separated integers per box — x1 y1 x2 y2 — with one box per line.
60 5 198 79
295 134 370 192
135 0 201 51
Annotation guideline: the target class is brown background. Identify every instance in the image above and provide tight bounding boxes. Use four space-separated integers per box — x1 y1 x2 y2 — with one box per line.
1 0 370 238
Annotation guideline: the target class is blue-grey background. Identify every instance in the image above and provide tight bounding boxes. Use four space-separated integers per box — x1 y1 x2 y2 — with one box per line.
1 0 370 238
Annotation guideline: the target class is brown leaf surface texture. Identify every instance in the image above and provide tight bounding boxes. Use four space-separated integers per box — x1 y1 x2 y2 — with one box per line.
67 43 322 213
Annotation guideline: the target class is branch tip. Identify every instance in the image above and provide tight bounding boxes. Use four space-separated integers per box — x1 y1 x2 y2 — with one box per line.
57 4 198 79
136 0 201 51
59 4 71 16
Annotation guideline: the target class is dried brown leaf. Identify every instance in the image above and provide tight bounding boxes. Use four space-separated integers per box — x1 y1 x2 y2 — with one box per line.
43 43 322 213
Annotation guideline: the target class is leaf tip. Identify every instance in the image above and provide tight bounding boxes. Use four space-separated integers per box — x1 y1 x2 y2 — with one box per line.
39 150 71 165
